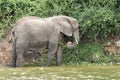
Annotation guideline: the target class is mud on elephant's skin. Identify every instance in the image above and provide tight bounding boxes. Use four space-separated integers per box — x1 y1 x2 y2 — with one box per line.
9 15 79 67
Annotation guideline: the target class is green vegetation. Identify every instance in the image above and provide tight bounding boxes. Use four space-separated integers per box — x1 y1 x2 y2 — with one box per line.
0 0 119 40
0 0 120 64
0 64 120 80
63 43 104 64
23 43 119 66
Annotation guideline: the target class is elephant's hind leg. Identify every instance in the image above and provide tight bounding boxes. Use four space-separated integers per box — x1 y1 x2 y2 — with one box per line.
16 49 25 67
15 44 28 67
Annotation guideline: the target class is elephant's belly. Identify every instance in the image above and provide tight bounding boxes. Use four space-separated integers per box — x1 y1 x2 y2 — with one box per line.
29 41 48 49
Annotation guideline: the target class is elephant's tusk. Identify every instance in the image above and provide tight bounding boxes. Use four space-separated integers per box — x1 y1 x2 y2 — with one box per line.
75 39 78 44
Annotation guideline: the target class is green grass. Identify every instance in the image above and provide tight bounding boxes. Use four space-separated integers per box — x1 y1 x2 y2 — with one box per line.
0 64 120 80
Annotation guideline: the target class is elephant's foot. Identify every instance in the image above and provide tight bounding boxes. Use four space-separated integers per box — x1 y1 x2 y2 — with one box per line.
6 63 22 67
57 63 62 66
45 63 51 67
56 60 62 66
6 64 16 67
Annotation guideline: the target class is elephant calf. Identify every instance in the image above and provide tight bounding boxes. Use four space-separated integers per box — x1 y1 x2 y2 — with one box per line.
9 15 79 67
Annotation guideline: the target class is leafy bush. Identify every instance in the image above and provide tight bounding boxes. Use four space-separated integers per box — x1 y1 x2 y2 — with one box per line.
0 0 119 40
23 43 105 66
62 43 104 65
79 7 119 41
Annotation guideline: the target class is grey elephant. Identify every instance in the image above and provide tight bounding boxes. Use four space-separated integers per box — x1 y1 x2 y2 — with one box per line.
9 15 79 67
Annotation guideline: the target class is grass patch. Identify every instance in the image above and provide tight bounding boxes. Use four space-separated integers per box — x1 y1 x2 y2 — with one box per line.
0 64 120 80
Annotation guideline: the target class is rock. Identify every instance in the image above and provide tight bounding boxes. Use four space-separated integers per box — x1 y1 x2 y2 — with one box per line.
115 40 120 47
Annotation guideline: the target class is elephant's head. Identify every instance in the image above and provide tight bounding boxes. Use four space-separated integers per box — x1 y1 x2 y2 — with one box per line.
52 16 79 49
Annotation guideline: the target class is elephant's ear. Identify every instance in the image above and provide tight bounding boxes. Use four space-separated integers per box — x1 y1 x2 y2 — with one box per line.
69 18 78 29
53 17 72 36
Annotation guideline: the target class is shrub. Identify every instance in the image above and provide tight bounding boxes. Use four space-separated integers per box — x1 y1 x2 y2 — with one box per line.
79 7 118 41
0 0 119 41
62 43 104 65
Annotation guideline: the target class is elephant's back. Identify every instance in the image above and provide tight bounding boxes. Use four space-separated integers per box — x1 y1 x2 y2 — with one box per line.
13 17 58 48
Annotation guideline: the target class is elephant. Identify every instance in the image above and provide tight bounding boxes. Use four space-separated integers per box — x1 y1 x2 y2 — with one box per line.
23 49 41 62
9 15 79 67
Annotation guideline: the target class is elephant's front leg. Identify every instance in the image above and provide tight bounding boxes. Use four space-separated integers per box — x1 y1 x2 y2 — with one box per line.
46 44 58 66
56 46 62 66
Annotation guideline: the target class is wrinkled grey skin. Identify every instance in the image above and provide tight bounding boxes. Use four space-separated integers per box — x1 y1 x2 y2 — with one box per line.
9 15 79 67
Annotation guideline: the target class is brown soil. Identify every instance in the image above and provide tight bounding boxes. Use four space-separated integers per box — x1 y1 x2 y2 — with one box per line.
0 39 11 65
104 42 120 56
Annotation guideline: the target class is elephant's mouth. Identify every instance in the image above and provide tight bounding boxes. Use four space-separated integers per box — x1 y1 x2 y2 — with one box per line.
62 34 78 44
62 34 77 49
63 34 74 43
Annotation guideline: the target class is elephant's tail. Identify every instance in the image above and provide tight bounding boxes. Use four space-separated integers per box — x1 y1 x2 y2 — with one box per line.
11 36 17 67
9 28 15 43
9 33 12 43
10 28 17 67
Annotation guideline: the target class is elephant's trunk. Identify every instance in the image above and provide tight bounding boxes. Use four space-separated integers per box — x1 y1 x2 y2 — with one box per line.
66 32 79 49
66 41 76 49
